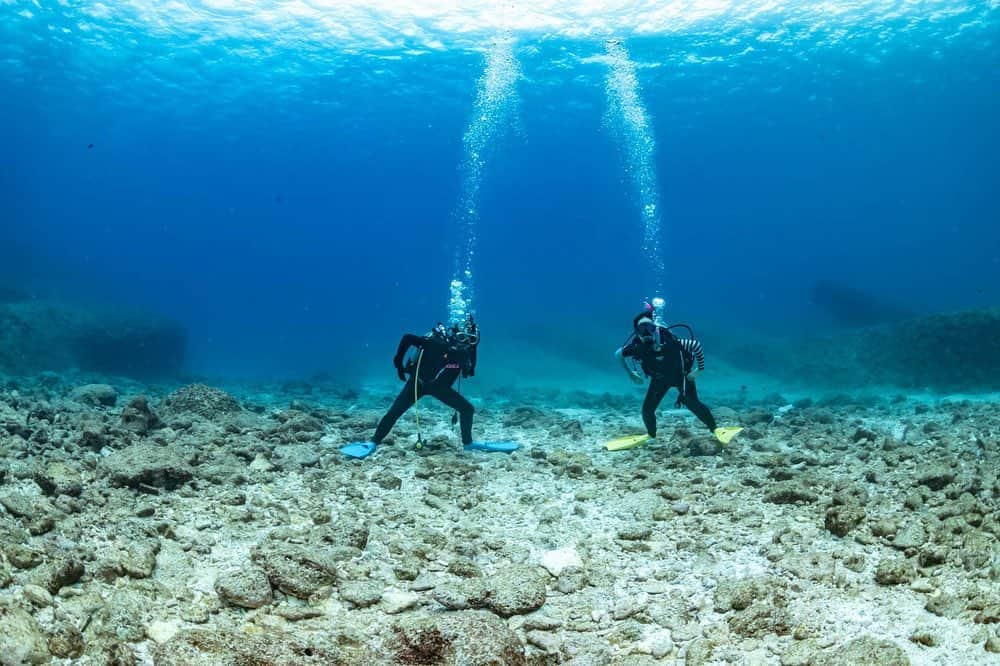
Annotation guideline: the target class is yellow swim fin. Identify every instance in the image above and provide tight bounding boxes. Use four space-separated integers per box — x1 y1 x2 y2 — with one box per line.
713 427 743 445
604 434 652 451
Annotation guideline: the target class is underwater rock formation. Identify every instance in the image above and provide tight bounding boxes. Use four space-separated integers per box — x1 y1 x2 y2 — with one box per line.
857 308 1000 388
70 315 186 378
730 308 1000 390
0 374 996 664
72 383 118 407
0 283 29 304
0 301 186 378
102 444 195 490
810 280 916 328
0 606 50 664
154 629 343 665
119 395 163 434
160 384 241 420
389 611 526 665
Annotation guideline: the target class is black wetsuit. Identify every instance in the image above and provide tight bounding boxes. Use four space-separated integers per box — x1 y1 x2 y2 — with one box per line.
372 333 477 445
622 329 717 437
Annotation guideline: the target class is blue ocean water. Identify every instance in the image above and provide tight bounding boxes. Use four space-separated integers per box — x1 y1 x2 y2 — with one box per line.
2 1 998 384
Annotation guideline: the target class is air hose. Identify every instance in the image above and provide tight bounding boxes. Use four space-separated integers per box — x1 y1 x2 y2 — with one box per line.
414 348 424 448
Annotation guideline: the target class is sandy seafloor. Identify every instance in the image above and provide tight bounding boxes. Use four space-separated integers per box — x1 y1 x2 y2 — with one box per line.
0 370 998 665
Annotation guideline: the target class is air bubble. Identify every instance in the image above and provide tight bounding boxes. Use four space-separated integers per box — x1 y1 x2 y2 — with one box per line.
450 36 520 325
604 39 665 299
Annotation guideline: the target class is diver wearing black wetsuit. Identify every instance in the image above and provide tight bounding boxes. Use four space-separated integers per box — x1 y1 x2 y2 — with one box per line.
372 323 478 446
616 312 717 438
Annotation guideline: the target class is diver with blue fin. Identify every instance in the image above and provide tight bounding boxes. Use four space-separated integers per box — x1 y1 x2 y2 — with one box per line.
340 316 518 459
608 299 741 451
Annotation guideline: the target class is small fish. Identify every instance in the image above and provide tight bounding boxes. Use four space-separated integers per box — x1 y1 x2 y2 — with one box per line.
87 143 94 149
275 195 283 203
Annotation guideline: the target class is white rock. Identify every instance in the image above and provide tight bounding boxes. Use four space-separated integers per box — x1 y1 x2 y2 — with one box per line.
382 591 419 614
0 608 49 664
638 629 674 658
146 619 180 644
249 454 274 472
539 546 582 577
523 612 562 631
613 593 648 620
409 573 439 592
526 630 562 654
72 383 118 407
641 581 669 595
23 584 53 607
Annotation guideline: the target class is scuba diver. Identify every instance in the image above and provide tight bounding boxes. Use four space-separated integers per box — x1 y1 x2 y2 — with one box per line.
612 302 741 449
340 317 516 459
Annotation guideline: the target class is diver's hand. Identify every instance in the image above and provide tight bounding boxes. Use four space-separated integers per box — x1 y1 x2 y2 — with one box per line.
629 371 644 385
686 369 701 382
397 368 407 382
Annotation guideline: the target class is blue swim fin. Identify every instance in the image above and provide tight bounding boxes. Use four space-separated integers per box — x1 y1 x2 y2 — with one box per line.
464 441 519 453
340 442 376 459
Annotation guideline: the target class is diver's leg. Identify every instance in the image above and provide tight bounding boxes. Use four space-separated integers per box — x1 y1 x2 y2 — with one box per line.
680 381 717 432
641 379 670 437
429 384 475 445
373 380 417 444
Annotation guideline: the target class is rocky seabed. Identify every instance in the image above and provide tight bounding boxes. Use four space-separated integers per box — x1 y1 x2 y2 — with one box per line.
0 375 998 665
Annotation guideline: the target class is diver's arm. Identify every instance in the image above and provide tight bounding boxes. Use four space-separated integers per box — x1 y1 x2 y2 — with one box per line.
615 347 629 371
393 334 424 373
681 339 705 379
616 347 644 384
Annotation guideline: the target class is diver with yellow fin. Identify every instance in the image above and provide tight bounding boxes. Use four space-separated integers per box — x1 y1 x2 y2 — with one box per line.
608 299 741 450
